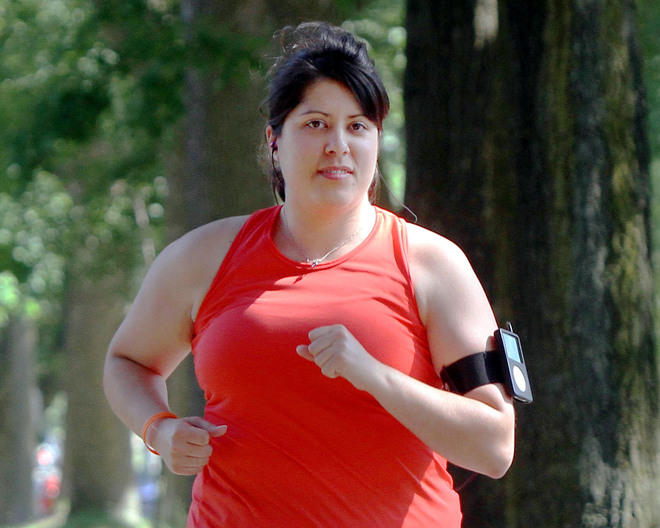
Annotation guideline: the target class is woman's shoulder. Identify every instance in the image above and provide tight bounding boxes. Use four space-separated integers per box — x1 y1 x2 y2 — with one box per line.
405 222 469 271
146 215 251 308
180 215 250 253
376 207 466 265
162 215 251 270
152 214 254 320
405 223 490 329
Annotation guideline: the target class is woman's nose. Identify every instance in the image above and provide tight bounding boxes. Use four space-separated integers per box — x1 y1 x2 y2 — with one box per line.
324 130 349 155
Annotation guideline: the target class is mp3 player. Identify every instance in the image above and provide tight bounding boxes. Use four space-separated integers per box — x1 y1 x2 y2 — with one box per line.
495 326 533 403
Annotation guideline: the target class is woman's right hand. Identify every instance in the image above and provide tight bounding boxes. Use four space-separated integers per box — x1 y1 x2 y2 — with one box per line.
148 416 228 475
103 217 245 476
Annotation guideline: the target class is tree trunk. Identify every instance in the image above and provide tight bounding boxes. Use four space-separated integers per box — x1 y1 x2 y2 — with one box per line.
62 266 132 516
0 315 38 525
404 1 508 525
404 0 500 291
509 0 660 525
404 0 660 526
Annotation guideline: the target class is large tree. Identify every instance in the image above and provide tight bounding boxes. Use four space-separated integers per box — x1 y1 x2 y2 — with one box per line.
405 0 660 526
0 315 38 524
62 262 132 515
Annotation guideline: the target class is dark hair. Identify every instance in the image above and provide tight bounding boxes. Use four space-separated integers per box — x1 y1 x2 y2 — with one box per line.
263 22 390 202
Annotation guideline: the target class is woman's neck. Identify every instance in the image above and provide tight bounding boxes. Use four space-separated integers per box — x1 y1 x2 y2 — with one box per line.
277 201 375 264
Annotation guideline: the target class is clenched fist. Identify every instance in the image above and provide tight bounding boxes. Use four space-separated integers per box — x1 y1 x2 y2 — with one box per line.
148 416 227 475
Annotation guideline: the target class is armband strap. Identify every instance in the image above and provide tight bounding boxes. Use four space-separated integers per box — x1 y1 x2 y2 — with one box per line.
440 351 503 395
141 411 177 455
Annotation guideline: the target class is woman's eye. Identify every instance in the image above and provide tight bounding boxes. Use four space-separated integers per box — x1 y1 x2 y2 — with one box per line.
350 122 367 131
306 120 324 129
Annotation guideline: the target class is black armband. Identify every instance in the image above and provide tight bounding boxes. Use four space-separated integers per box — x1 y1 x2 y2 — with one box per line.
440 351 502 395
440 324 533 404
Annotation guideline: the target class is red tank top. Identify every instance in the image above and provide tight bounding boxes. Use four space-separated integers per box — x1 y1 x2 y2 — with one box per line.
188 206 462 527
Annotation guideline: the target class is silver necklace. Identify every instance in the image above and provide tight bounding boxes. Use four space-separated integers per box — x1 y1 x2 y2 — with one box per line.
281 208 362 268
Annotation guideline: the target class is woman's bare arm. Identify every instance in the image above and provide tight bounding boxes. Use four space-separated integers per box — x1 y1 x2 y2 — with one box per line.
103 216 247 473
296 223 515 478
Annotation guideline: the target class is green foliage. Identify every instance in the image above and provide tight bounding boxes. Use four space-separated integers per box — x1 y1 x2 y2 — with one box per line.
91 0 184 136
0 0 169 384
0 172 71 328
0 0 116 182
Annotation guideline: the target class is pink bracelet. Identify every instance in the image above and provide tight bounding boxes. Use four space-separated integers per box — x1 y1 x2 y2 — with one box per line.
141 411 177 455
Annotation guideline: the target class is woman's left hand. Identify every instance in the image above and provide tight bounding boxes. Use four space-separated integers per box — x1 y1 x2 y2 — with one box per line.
296 324 379 389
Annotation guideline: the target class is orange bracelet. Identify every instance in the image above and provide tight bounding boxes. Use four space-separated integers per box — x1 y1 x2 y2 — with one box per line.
141 411 177 455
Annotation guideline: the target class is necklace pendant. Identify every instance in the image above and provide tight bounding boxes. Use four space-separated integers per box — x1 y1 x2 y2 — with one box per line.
281 208 362 271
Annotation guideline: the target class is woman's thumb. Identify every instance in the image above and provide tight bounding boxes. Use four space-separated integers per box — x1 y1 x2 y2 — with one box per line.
187 416 228 437
209 424 228 437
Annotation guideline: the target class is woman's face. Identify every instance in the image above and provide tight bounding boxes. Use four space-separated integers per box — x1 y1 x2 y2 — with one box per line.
268 79 380 213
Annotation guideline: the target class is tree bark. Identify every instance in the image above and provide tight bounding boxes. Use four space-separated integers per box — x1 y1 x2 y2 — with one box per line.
404 0 660 526
62 265 132 516
404 1 508 525
510 1 660 525
404 0 500 291
0 315 38 525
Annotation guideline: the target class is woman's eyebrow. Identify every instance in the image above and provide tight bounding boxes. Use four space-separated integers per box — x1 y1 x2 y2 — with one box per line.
298 109 366 119
298 109 329 116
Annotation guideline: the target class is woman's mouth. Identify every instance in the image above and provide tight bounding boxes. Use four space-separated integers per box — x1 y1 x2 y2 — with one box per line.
318 166 353 180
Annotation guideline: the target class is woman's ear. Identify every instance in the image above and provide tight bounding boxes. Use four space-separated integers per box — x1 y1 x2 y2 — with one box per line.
266 126 277 150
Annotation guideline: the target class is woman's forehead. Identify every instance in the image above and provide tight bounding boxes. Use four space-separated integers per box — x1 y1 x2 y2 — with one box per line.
293 79 364 117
